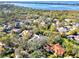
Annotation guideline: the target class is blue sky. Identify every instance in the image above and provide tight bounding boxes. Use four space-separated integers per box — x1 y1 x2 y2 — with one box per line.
0 0 79 1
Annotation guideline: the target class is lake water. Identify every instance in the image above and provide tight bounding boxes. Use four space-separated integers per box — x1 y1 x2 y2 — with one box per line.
10 2 79 10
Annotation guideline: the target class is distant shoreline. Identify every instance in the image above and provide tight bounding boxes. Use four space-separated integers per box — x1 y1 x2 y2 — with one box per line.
0 1 79 6
1 2 79 10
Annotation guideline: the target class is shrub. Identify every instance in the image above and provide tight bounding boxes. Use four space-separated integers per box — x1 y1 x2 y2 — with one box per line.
30 50 45 58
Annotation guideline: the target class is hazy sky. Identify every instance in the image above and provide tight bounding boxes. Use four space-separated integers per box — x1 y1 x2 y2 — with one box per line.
0 0 79 1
